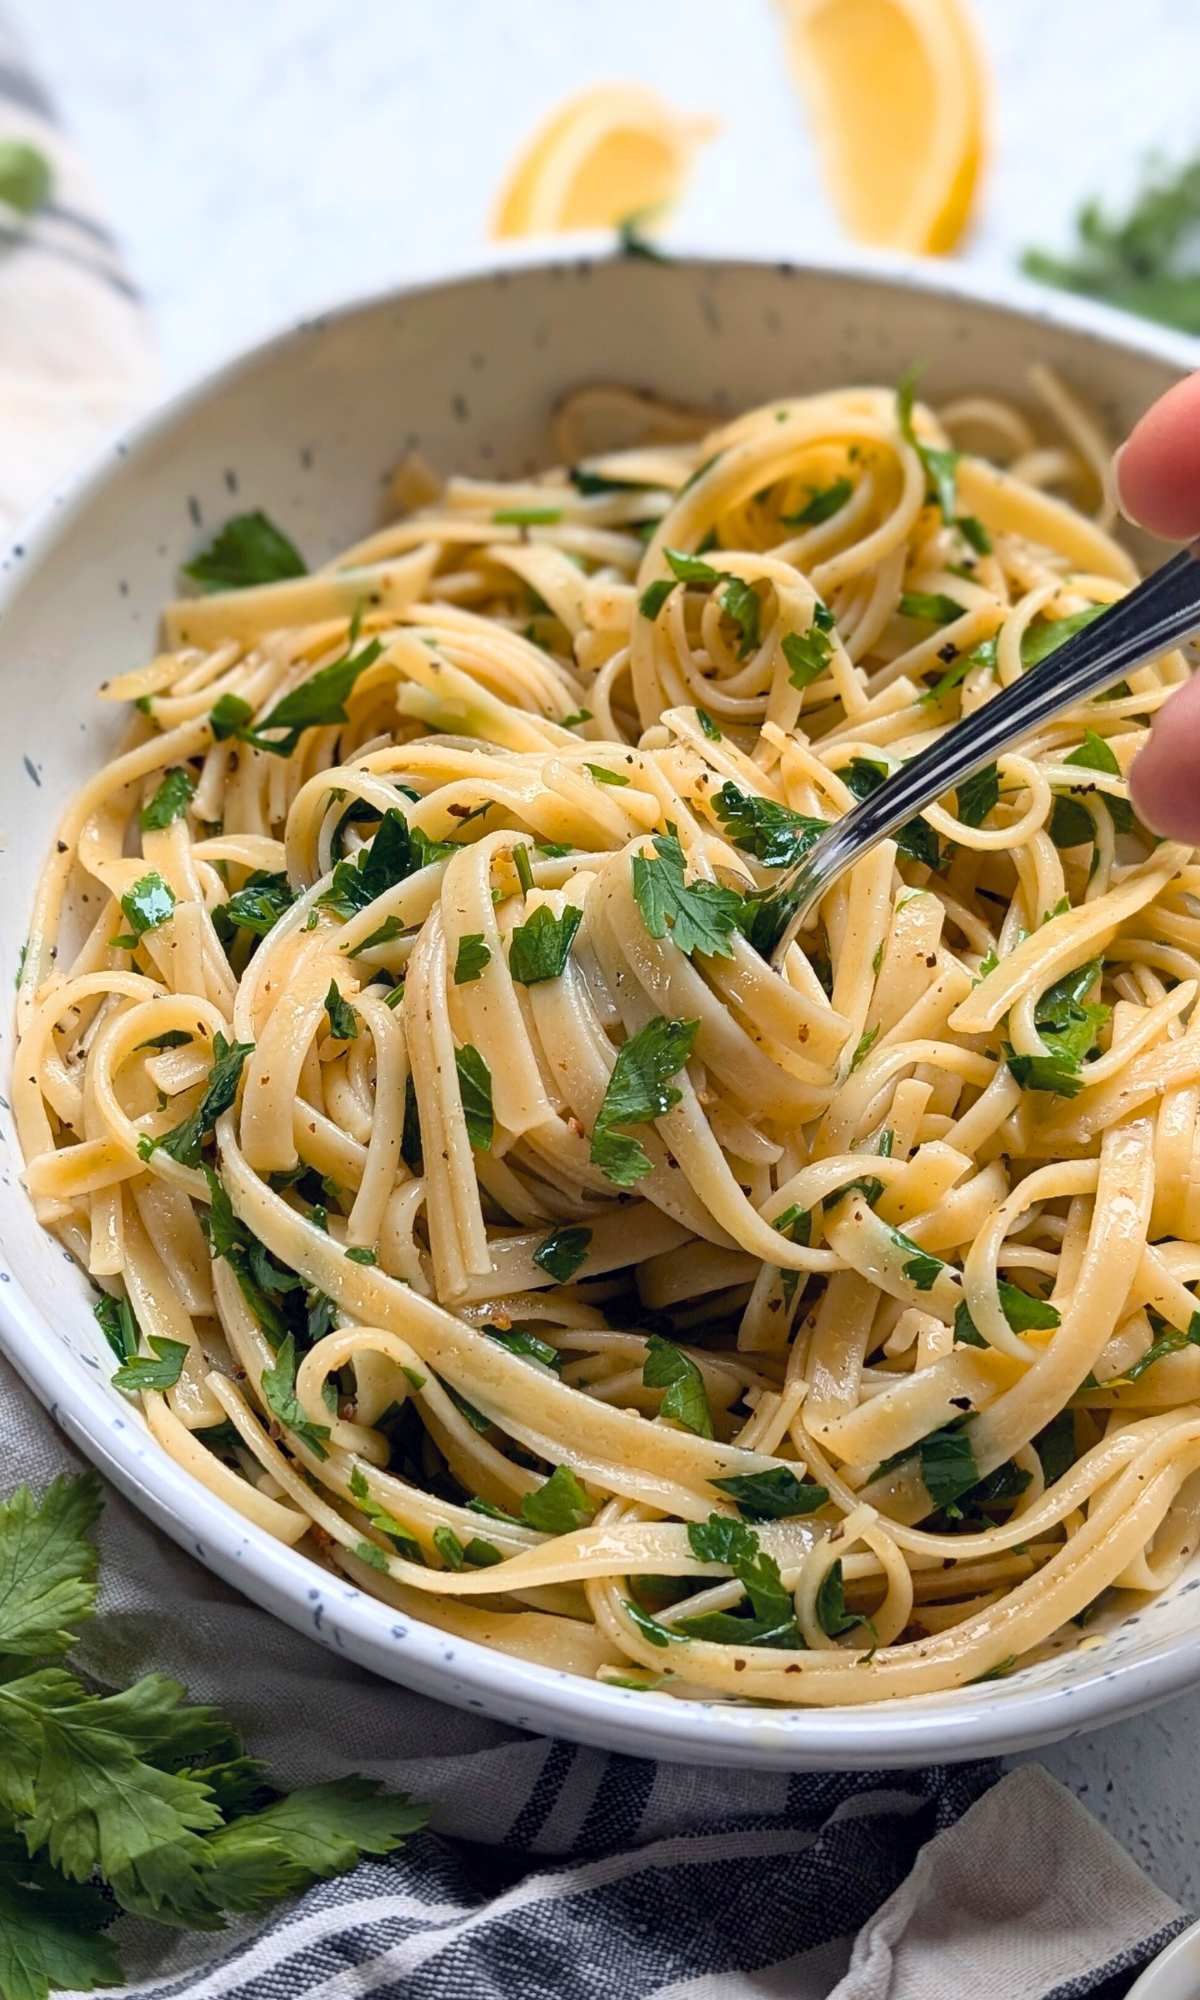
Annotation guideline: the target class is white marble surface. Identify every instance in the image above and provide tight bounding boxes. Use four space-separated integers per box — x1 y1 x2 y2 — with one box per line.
11 0 1200 1914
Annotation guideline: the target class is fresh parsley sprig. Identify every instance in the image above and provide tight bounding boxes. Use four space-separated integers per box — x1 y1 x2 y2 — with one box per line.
0 1474 425 2000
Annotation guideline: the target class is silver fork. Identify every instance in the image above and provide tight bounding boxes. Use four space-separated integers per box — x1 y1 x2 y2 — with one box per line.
768 544 1200 963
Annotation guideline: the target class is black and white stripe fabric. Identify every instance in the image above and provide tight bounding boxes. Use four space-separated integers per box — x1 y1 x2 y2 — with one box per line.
0 20 1190 1993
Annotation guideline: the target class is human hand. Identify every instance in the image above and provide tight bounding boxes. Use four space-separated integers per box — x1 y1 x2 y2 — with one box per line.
1119 375 1200 840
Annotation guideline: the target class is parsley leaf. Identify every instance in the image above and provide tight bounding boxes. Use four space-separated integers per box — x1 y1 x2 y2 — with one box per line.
816 1558 868 1639
140 1031 253 1169
899 591 964 625
1005 960 1109 1096
958 514 992 554
590 1016 698 1186
631 833 743 959
681 1514 799 1646
453 934 491 985
1020 605 1104 669
0 1473 102 1659
348 1465 424 1561
696 706 722 741
638 578 677 621
261 1334 331 1459
319 807 451 919
782 478 852 526
643 1334 712 1438
712 782 827 868
93 1293 138 1365
1036 1411 1077 1485
521 1466 595 1533
183 510 307 591
219 870 295 939
507 904 582 984
781 621 833 691
532 1225 592 1284
455 1045 493 1150
1065 728 1133 832
222 636 383 758
662 548 762 658
139 767 196 831
1106 1309 1200 1384
111 1337 190 1395
319 981 356 1042
118 871 175 943
897 370 958 520
956 763 999 827
486 1327 563 1370
954 1281 1061 1347
920 633 997 707
710 1468 829 1519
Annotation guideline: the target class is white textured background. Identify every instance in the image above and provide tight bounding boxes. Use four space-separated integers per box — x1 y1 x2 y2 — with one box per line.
13 0 1200 1911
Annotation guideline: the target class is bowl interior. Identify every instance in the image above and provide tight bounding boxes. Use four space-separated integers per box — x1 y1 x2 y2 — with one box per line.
2 250 1197 1767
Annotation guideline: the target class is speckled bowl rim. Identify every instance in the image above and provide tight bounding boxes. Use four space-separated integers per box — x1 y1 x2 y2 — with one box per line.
3 241 1199 1770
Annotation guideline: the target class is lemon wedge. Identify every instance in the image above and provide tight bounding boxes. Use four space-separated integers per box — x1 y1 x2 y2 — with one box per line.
491 83 714 239
778 0 987 254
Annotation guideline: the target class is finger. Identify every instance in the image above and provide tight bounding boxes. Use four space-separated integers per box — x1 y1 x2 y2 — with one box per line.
1116 373 1200 541
1129 671 1200 840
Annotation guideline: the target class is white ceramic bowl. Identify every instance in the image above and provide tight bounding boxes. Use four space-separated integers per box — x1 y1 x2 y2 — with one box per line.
3 246 1198 1770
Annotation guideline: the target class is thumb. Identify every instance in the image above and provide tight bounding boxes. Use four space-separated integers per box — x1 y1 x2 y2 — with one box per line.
1116 371 1200 541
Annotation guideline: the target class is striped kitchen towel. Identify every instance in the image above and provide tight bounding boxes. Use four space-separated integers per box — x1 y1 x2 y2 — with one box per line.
0 22 1189 2000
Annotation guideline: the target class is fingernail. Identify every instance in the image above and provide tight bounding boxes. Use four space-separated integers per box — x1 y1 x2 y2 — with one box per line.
1112 441 1143 526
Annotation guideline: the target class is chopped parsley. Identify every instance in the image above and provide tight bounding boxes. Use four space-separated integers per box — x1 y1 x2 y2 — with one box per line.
453 934 491 984
183 509 306 591
111 1334 189 1394
680 1515 799 1646
642 1334 712 1439
897 369 958 520
139 1032 253 1169
212 634 383 758
1004 959 1109 1096
638 578 677 621
589 1015 697 1186
782 478 853 527
532 1224 592 1284
455 1045 493 1150
486 1326 563 1370
115 871 175 948
1020 605 1104 670
139 766 196 830
631 832 743 959
521 1465 595 1533
954 1281 1061 1347
218 870 295 939
586 762 631 787
93 1291 138 1364
324 981 358 1040
956 762 1000 827
507 904 582 984
712 782 827 868
319 807 452 919
710 1467 829 1518
261 1333 331 1458
696 706 722 741
899 591 964 626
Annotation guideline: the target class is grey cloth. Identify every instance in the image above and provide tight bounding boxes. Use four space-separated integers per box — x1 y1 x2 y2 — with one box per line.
0 19 1191 1998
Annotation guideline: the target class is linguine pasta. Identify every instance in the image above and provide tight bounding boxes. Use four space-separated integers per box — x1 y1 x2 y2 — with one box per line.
16 374 1200 1704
